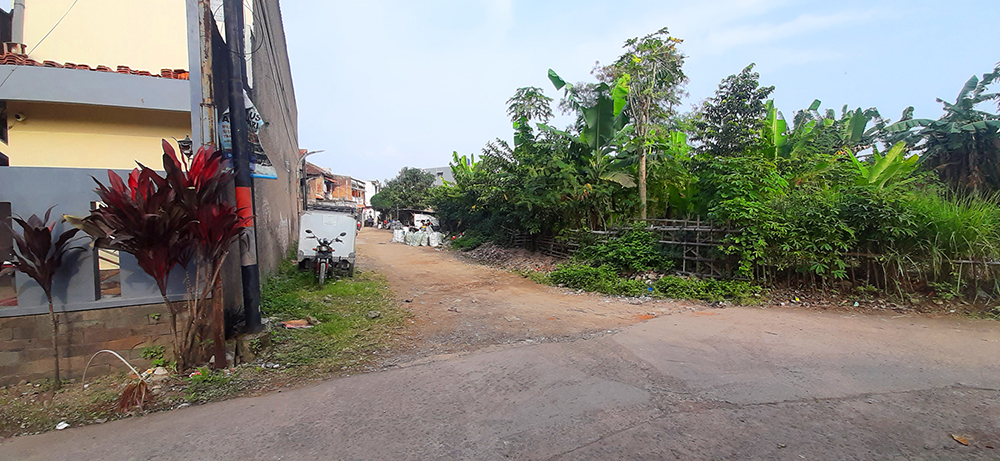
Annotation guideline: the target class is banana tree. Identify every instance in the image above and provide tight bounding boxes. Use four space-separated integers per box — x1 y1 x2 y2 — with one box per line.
884 65 1000 192
848 141 919 190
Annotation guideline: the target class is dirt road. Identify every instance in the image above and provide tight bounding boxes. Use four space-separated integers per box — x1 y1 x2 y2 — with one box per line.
354 229 699 361
4 229 1000 459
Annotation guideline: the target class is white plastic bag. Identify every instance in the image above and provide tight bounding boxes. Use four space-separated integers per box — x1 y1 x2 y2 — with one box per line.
392 229 405 243
428 232 443 247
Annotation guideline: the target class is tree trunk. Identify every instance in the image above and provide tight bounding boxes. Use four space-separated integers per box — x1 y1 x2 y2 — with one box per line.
211 278 227 369
46 293 60 389
639 145 648 220
161 294 184 370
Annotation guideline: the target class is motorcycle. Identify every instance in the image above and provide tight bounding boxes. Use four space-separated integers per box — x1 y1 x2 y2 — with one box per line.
304 229 347 287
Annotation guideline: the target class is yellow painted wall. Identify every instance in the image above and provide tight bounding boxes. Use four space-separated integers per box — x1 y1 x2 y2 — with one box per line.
22 0 187 72
5 101 191 169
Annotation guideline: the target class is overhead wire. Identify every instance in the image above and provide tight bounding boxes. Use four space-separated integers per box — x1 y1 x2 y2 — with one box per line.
0 0 82 91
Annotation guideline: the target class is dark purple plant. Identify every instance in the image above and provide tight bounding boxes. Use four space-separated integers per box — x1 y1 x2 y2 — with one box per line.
1 206 84 389
69 140 245 370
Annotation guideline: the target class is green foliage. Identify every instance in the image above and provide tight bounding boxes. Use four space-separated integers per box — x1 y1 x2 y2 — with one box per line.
370 167 436 218
885 64 1000 193
573 224 669 273
185 367 233 403
428 39 1000 301
653 276 761 304
549 264 649 296
260 260 407 370
140 345 169 368
451 231 488 251
547 263 761 303
848 141 919 190
691 64 775 157
507 87 554 123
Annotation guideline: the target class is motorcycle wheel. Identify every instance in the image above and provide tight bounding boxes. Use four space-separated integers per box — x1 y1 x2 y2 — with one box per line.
318 262 327 288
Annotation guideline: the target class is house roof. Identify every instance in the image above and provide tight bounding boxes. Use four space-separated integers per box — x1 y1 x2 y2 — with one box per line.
0 52 190 80
304 162 335 179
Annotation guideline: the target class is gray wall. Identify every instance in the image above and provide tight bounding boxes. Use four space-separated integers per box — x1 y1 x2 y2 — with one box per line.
0 166 192 317
248 0 300 275
0 65 189 112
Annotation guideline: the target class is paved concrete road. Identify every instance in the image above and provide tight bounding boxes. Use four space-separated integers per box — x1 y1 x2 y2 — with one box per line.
3 307 999 460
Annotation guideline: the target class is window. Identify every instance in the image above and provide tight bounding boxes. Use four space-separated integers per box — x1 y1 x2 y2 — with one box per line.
0 202 14 307
91 201 121 299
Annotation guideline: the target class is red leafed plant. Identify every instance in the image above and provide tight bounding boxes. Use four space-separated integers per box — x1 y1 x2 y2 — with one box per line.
1 207 85 389
69 140 245 370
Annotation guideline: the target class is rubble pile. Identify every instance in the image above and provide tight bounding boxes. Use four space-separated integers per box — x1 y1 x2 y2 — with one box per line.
459 243 563 272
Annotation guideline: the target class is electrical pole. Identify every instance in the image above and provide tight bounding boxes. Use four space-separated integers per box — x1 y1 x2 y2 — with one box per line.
223 0 263 333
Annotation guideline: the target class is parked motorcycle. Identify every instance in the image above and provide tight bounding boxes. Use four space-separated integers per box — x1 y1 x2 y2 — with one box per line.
305 229 347 287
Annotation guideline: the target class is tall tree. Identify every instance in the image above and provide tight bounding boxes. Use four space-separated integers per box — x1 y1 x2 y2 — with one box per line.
692 63 775 157
506 87 554 124
597 27 687 219
370 167 436 217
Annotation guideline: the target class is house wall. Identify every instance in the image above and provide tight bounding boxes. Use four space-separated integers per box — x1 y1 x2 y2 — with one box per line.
22 0 188 73
0 303 175 386
4 101 190 169
247 0 299 275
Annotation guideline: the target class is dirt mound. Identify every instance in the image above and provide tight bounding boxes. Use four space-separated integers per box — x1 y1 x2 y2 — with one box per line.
457 242 562 272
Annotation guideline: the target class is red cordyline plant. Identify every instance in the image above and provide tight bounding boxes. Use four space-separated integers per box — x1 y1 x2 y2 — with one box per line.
1 207 85 389
69 140 245 370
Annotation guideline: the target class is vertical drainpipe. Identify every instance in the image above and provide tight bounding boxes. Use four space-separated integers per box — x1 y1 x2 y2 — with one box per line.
223 0 263 333
11 0 25 45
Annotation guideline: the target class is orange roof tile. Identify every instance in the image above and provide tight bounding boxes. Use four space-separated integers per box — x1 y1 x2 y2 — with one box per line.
2 52 188 80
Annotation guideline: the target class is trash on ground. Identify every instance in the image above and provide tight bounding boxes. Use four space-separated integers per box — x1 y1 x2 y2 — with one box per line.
55 421 69 430
952 434 970 446
281 319 313 329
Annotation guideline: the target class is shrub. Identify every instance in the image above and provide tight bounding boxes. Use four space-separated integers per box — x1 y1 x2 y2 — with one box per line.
451 231 488 251
653 276 761 304
549 263 652 296
573 224 668 273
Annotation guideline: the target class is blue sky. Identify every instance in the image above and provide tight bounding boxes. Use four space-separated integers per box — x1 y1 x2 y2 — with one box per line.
281 0 999 182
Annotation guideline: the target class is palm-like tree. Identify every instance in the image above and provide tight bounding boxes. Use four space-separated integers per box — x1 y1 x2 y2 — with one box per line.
885 64 1000 192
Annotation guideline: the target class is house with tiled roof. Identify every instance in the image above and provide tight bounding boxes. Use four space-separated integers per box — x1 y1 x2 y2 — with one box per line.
0 0 302 386
0 0 193 169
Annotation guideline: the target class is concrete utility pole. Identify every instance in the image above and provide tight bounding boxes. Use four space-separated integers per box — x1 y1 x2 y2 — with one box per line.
223 0 263 333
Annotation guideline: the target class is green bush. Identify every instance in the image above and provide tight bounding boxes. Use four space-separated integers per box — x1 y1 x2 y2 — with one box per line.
573 224 670 273
451 231 488 250
653 276 761 304
549 263 653 297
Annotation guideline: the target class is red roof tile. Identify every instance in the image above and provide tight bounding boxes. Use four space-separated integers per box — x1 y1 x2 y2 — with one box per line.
0 52 188 80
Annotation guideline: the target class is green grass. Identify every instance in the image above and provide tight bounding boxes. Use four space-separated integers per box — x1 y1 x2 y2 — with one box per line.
260 260 409 373
517 263 763 305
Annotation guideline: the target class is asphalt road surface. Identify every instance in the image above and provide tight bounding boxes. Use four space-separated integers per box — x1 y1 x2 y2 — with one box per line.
4 304 999 460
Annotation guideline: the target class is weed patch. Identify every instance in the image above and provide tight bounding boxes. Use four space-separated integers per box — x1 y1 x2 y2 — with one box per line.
260 260 409 373
542 263 762 304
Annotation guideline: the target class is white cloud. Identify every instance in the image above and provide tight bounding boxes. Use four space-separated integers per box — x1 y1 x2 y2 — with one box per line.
702 10 875 54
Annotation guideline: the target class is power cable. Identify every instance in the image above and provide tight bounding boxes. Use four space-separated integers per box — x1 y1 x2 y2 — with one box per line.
0 0 81 91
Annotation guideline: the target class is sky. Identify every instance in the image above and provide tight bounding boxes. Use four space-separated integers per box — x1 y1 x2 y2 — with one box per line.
280 0 1000 182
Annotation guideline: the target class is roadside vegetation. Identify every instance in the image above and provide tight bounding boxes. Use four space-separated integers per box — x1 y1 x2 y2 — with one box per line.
403 27 1000 310
0 263 407 438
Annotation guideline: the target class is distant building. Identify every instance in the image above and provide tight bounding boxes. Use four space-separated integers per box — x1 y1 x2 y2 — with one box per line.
303 162 366 209
421 166 454 186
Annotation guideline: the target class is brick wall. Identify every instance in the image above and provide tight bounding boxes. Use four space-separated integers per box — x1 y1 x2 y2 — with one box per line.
0 303 174 386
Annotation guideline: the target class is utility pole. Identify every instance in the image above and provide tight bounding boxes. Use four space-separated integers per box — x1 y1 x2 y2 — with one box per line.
196 0 215 146
223 0 263 333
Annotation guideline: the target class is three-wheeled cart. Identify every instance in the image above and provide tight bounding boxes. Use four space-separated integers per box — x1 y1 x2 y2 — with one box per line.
297 203 359 277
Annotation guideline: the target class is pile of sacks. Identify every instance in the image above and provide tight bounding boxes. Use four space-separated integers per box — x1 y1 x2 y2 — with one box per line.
391 227 444 247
